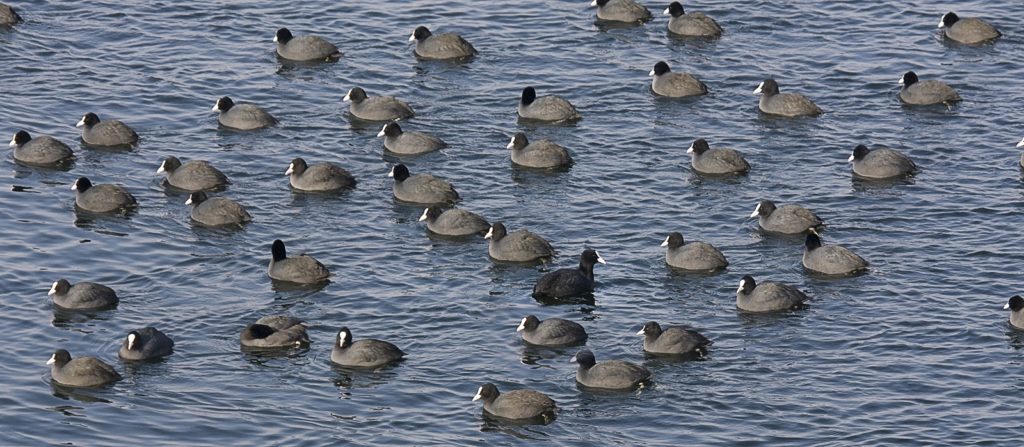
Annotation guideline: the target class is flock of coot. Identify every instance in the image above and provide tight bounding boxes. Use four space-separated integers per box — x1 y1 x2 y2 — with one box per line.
5 0 1023 426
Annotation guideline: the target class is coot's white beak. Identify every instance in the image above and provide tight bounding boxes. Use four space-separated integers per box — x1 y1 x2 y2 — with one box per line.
472 387 483 401
569 354 578 363
418 208 429 222
753 82 763 94
46 354 55 365
848 153 855 162
749 203 760 218
69 180 78 191
1005 302 1011 310
273 34 279 42
937 17 945 28
156 161 166 174
185 196 193 205
737 279 746 293
387 166 395 178
648 69 656 77
506 136 515 150
483 227 493 239
1016 137 1024 148
127 333 137 351
285 163 294 176
8 135 16 147
408 33 416 42
660 235 670 247
636 328 645 336
686 144 695 154
377 125 387 138
75 117 86 128
595 251 606 264
516 318 527 332
47 281 58 296
342 92 352 102
898 75 905 85
663 7 670 15
590 0 598 6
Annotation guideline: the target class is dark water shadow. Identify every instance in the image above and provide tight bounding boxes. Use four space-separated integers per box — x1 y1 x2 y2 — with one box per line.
735 306 808 327
520 343 585 366
533 292 596 307
289 187 356 205
13 158 75 172
516 116 580 128
240 345 310 360
642 350 709 364
330 361 403 389
1005 326 1024 350
52 306 117 328
666 32 721 49
479 410 556 430
575 380 653 395
665 265 727 279
593 18 650 32
851 174 917 191
78 139 137 152
270 278 329 293
49 382 116 403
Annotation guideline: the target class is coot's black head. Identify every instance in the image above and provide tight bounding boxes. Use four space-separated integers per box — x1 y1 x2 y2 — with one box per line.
246 324 276 340
274 28 293 44
77 112 100 128
11 130 31 146
485 222 507 241
48 278 72 296
579 249 606 268
638 321 663 337
662 232 685 249
851 145 870 162
48 349 72 367
899 71 919 87
186 191 208 206
508 132 529 150
379 122 403 138
126 331 142 351
805 231 822 250
652 61 671 76
1007 295 1024 312
158 156 182 174
389 164 411 182
940 12 959 28
344 87 368 103
687 138 710 155
751 200 777 218
412 26 432 41
594 0 611 7
71 177 93 193
271 239 287 261
755 79 780 96
521 86 537 106
213 96 234 112
738 275 757 294
286 158 308 176
473 383 499 403
570 349 596 368
419 206 443 223
517 314 541 332
665 2 685 17
336 327 353 348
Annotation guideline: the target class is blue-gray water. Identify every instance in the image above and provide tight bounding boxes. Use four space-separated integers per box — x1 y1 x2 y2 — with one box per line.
2 0 1024 444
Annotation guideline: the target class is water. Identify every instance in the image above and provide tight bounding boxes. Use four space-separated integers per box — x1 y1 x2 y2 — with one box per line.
2 0 1024 444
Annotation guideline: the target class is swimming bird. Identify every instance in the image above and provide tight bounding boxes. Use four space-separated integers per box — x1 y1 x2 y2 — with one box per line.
47 349 121 387
1016 137 1024 168
485 222 554 263
473 383 556 422
802 231 868 275
749 200 823 234
211 96 277 130
570 349 650 390
591 0 652 23
898 71 960 106
419 206 489 237
938 12 1000 44
388 164 458 205
286 158 356 192
9 130 74 167
661 232 728 271
649 61 707 97
240 315 309 349
274 28 341 61
517 315 588 347
408 26 477 60
736 275 809 312
636 321 711 355
507 133 573 169
532 249 605 300
157 156 229 192
686 138 749 175
848 144 916 179
753 79 822 117
267 239 330 284
70 177 137 213
343 87 414 121
378 122 446 155
664 2 722 37
518 87 581 122
186 191 252 227
118 327 174 361
1005 295 1024 329
330 327 405 368
48 278 118 310
76 112 138 147
0 3 22 26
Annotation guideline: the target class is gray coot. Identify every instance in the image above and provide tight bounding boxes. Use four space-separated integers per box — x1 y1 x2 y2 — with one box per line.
532 249 605 300
267 239 330 284
637 321 712 356
849 144 916 179
70 177 137 213
186 191 252 227
0 2 21 26
157 156 229 192
664 2 722 37
736 275 809 312
485 222 554 263
753 79 822 117
661 232 728 272
409 26 477 60
343 87 414 121
518 87 581 122
591 0 652 23
517 315 588 347
48 278 118 310
76 112 138 147
118 327 174 361
1017 137 1024 168
419 206 489 237
212 96 277 130
570 349 651 390
473 383 557 422
389 164 459 205
286 158 356 192
240 315 309 349
650 61 708 97
274 28 341 61
378 122 446 155
938 12 1000 44
803 231 868 275
1005 296 1024 329
749 200 823 234
898 71 960 106
330 327 405 368
686 138 749 175
9 130 74 166
507 132 573 169
47 349 121 387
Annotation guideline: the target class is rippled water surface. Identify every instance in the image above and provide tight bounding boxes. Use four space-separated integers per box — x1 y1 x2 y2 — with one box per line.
3 0 1024 445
